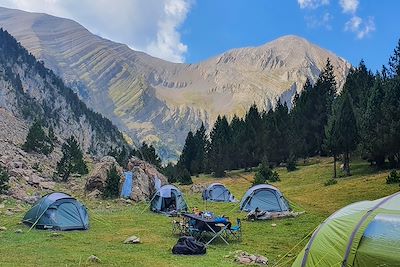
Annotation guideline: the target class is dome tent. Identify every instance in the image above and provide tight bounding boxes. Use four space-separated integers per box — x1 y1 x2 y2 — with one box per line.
293 191 400 267
202 183 236 202
23 192 89 231
150 185 188 214
240 184 290 212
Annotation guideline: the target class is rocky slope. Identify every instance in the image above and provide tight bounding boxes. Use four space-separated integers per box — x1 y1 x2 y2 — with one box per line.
0 7 351 160
0 28 129 202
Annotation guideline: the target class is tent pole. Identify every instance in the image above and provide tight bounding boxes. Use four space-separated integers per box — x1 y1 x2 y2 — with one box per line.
140 190 159 214
27 208 48 232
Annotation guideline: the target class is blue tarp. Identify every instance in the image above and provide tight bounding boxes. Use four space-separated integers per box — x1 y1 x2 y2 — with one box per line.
121 171 133 198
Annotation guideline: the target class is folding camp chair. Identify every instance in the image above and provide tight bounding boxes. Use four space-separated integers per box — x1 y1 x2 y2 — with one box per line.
227 218 242 241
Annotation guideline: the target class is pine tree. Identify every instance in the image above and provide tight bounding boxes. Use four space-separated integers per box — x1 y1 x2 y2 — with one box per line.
23 120 53 155
103 165 121 198
176 165 193 185
244 104 263 167
229 115 247 169
388 39 400 77
361 75 386 166
178 131 196 174
338 93 359 175
191 123 208 174
0 165 9 194
55 136 88 181
208 115 231 177
138 142 161 168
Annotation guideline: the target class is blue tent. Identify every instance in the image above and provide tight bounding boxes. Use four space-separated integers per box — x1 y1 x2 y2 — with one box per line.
240 184 290 212
150 185 188 214
23 192 89 231
202 183 236 202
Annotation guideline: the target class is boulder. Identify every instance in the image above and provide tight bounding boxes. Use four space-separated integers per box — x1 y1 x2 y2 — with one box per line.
120 157 168 201
85 156 123 193
87 255 101 263
123 235 141 244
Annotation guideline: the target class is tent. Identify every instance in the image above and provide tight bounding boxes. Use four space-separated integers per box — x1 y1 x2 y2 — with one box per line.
150 185 188 214
240 184 290 212
293 191 400 267
202 183 236 202
23 192 89 231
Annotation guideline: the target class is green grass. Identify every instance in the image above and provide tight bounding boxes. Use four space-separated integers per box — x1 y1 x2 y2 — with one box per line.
0 158 398 267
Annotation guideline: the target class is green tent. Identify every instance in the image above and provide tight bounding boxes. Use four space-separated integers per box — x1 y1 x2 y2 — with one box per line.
23 192 89 231
293 191 400 267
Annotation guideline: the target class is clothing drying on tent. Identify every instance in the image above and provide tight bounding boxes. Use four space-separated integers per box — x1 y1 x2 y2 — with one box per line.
23 192 89 231
293 191 400 267
240 184 290 212
202 183 236 202
150 185 188 215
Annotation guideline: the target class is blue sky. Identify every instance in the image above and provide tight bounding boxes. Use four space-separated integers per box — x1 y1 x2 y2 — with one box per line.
0 0 399 71
181 0 400 72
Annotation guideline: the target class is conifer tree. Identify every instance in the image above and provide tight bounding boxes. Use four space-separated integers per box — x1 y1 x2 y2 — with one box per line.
23 120 53 155
208 115 231 177
0 165 9 194
103 165 121 198
55 136 88 181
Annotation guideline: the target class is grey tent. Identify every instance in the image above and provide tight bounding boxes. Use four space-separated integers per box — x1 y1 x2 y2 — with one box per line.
240 184 290 212
23 192 89 230
202 183 236 202
150 185 188 214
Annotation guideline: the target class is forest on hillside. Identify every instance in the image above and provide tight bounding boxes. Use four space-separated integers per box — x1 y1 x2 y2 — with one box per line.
166 39 400 184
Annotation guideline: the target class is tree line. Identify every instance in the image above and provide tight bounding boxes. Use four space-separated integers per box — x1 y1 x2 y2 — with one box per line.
173 39 400 180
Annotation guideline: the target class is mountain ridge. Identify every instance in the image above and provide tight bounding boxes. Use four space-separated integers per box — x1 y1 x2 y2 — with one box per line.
0 6 351 160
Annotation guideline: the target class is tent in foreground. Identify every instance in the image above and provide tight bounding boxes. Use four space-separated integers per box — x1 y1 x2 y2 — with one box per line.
23 192 89 231
240 184 290 212
293 191 400 267
150 185 188 214
202 183 236 202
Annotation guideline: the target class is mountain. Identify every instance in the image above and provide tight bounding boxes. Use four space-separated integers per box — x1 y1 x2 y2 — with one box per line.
0 7 351 160
0 28 128 159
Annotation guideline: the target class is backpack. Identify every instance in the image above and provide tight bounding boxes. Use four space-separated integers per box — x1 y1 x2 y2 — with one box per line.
172 236 206 255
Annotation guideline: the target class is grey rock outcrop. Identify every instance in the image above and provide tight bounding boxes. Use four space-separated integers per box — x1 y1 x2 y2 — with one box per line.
85 156 124 193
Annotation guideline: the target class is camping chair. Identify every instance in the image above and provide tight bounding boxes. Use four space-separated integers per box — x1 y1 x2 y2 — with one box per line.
227 218 242 241
172 216 189 235
187 219 203 240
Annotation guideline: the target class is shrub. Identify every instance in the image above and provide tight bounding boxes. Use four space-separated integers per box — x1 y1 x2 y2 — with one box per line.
286 156 297 172
177 167 193 185
386 170 400 184
253 162 280 185
324 178 337 186
103 165 121 199
0 166 9 194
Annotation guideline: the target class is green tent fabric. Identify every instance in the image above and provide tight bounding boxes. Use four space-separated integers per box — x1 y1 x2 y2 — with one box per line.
23 192 89 231
293 191 400 267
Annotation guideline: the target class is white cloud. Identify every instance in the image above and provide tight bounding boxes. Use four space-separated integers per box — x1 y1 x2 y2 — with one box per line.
339 0 359 14
0 0 192 63
306 12 333 30
298 0 329 9
345 16 375 39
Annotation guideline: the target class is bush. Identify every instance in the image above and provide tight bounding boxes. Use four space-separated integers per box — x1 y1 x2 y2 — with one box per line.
103 165 121 199
324 178 337 186
0 166 9 194
177 167 193 185
286 156 297 172
253 162 280 185
161 162 177 183
386 170 400 184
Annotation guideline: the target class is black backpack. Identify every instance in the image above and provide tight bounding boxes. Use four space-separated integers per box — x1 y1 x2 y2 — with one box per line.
172 236 206 255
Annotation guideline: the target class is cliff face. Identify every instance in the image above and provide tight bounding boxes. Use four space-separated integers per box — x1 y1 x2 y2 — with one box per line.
0 7 351 160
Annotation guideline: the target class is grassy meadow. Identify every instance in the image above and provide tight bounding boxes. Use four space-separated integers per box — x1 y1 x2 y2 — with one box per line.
0 158 398 267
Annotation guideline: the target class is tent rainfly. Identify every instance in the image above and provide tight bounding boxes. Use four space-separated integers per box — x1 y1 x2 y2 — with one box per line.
23 192 89 230
240 184 290 212
293 191 400 267
202 183 236 202
150 185 188 214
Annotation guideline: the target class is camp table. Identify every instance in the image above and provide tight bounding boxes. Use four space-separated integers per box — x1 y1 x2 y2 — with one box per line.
182 213 230 245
